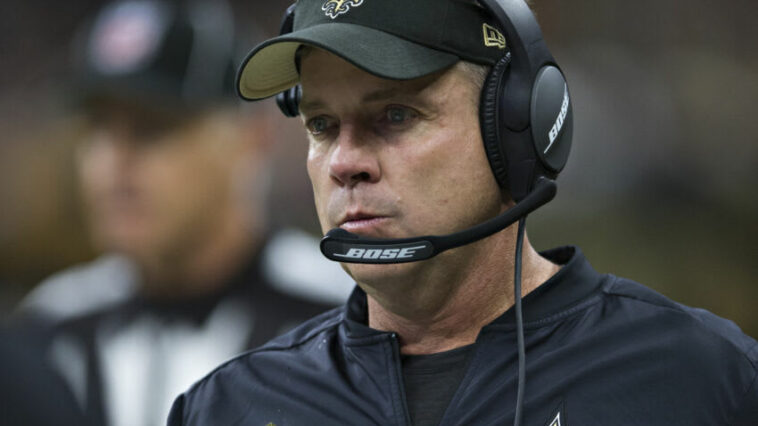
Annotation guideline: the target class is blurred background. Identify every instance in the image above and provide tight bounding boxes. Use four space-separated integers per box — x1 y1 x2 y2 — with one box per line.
0 0 756 338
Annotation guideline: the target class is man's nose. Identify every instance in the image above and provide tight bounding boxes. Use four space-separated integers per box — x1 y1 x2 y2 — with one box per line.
328 126 380 188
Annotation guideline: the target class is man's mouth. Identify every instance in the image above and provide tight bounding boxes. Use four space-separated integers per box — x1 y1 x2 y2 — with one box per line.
339 212 389 234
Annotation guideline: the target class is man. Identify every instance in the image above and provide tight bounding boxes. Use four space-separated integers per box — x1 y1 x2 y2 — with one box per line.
15 1 352 426
169 0 758 425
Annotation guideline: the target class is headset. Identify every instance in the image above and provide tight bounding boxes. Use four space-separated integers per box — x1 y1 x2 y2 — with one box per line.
275 1 572 424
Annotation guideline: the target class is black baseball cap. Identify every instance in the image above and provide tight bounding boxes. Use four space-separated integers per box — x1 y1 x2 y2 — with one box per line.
237 0 508 101
70 0 237 113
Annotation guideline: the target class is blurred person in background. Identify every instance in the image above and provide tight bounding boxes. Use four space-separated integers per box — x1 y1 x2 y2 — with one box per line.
12 0 353 425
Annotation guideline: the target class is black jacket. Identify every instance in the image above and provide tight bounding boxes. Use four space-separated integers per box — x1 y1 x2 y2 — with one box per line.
170 247 758 425
0 328 90 426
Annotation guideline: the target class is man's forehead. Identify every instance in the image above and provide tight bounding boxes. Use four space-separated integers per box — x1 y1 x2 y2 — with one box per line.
298 48 449 111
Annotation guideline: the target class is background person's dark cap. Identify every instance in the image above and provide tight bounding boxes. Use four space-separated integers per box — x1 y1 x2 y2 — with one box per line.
70 0 237 113
237 0 508 101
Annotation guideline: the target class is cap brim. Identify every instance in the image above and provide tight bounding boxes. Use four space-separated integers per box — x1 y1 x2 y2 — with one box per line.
237 23 459 101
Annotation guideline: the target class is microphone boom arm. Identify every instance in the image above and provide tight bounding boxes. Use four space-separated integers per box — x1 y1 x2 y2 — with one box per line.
320 177 557 264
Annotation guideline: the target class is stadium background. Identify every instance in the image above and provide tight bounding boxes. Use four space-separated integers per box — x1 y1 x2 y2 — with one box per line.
1 0 756 336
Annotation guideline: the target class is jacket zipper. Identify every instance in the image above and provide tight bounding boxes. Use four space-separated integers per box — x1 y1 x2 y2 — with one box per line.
389 332 412 426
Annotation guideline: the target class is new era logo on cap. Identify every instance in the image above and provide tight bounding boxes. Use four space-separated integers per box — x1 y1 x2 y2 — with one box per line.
482 23 506 49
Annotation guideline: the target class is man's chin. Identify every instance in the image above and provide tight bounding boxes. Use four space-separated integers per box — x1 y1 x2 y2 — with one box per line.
343 261 422 289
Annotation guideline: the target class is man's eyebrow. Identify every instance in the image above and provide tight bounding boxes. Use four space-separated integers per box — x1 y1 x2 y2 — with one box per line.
299 85 427 115
297 98 325 115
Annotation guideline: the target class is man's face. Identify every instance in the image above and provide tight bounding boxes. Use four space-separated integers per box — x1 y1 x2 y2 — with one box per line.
300 50 504 285
77 101 239 265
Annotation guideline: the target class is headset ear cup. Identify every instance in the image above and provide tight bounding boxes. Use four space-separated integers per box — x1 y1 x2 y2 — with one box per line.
276 85 301 117
479 52 512 188
276 91 291 117
530 66 572 174
291 84 302 115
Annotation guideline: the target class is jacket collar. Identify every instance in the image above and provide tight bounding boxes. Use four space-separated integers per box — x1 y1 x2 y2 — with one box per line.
342 284 382 340
343 246 604 336
488 245 605 326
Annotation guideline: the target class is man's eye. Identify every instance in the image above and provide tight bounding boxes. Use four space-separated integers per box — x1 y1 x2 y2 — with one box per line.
385 106 418 125
306 116 331 135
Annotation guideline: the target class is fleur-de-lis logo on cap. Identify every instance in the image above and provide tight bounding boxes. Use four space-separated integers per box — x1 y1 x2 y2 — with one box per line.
322 0 364 19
